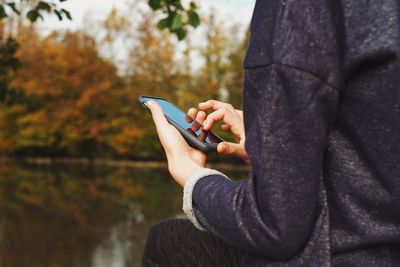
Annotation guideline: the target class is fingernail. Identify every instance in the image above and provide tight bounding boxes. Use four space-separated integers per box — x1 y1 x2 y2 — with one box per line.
147 101 153 107
220 143 226 151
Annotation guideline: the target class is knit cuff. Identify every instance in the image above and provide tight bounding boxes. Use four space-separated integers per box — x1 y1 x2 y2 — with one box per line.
183 168 229 231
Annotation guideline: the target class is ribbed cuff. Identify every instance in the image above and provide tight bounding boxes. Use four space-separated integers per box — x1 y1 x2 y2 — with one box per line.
183 168 229 231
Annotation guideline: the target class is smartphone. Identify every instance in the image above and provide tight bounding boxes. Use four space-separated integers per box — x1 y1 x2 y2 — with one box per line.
138 95 224 153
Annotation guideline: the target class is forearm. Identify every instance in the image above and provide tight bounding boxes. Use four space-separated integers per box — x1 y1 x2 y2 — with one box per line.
187 166 319 260
167 153 204 187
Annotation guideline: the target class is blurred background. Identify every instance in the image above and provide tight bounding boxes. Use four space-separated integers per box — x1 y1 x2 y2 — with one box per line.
0 0 255 266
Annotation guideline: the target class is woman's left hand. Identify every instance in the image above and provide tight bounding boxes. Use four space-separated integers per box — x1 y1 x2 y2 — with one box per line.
146 101 206 187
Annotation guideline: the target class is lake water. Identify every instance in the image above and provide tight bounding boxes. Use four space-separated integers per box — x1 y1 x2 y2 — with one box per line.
0 161 247 267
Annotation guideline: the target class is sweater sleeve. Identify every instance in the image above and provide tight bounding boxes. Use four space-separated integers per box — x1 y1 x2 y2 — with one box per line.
182 168 230 231
190 0 342 261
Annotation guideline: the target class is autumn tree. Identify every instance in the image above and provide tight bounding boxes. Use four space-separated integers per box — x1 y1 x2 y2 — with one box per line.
223 28 250 109
0 27 123 157
0 1 71 102
0 2 249 159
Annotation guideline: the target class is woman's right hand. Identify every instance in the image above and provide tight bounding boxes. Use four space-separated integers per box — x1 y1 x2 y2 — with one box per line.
187 100 249 163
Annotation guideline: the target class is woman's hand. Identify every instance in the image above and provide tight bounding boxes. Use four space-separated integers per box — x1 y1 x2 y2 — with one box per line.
147 101 205 187
188 100 249 163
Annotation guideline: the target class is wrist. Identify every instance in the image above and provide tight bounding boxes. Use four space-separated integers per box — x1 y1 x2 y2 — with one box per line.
168 155 204 187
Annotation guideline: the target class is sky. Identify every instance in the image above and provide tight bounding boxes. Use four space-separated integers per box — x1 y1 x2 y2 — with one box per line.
38 0 256 32
35 0 256 73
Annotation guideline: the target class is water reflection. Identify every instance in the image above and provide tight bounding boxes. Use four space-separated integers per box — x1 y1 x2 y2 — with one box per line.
0 162 247 267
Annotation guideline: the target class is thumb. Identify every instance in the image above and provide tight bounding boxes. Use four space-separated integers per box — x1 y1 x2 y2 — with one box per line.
217 142 249 160
147 101 169 128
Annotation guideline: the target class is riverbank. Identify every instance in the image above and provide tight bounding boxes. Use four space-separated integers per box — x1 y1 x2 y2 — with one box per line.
0 156 250 171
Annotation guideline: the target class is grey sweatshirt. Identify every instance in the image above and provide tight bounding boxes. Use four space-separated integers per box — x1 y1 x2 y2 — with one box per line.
183 0 400 266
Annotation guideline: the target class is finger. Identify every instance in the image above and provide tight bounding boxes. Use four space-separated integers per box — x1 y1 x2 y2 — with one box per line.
217 142 249 160
147 101 169 128
203 109 225 130
198 130 207 141
196 111 207 124
198 99 230 111
203 108 236 130
221 124 231 131
186 108 198 123
146 101 171 140
191 111 206 132
235 109 243 117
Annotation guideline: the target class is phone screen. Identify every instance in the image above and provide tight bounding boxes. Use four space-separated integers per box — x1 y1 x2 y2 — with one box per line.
141 97 223 144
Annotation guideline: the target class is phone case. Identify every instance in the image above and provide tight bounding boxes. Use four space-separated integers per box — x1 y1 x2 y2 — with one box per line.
138 95 222 153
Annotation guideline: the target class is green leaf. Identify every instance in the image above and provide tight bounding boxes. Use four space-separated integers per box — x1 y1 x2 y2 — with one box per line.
174 1 184 10
61 8 72 20
170 12 182 30
175 28 187 40
189 2 197 10
27 10 39 22
157 17 170 30
148 0 165 10
6 3 20 15
54 10 62 21
0 6 8 19
38 2 51 12
188 10 200 28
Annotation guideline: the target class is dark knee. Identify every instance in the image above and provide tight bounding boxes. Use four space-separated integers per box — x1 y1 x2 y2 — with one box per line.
147 218 190 242
143 219 191 265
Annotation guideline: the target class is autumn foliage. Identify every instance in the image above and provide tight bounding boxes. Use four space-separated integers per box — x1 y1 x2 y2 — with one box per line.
0 6 248 159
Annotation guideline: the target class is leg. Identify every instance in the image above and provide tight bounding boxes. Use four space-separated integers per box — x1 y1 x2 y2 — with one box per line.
142 218 245 267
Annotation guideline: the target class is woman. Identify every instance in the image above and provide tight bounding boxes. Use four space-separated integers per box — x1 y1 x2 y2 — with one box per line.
143 0 400 266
